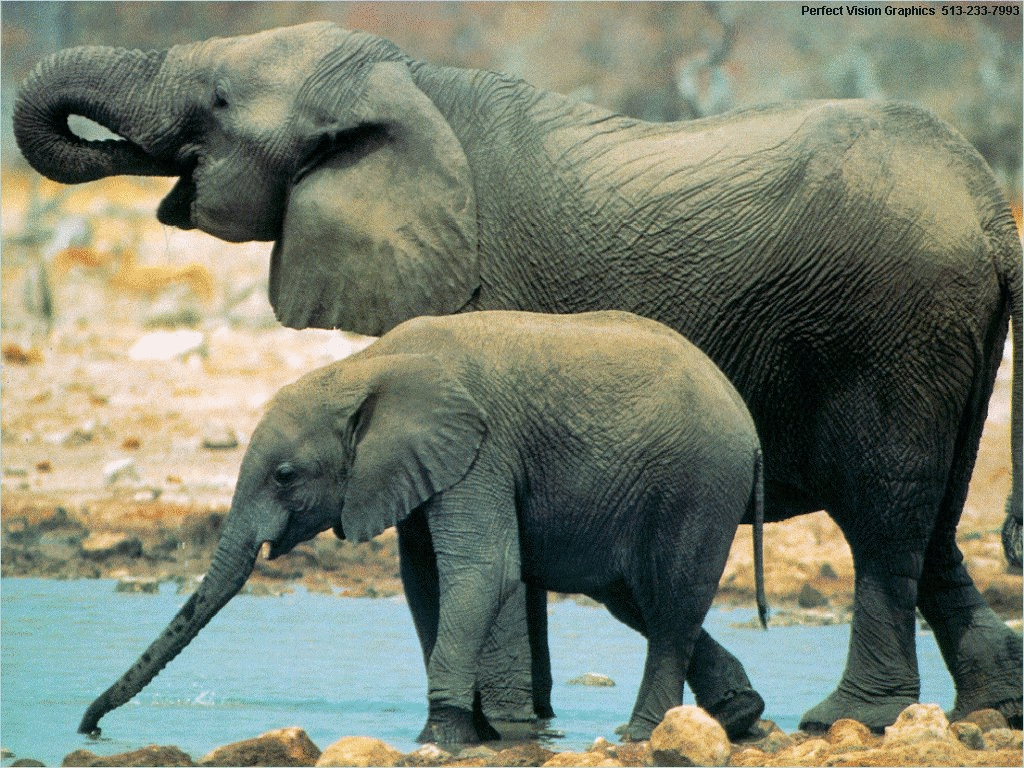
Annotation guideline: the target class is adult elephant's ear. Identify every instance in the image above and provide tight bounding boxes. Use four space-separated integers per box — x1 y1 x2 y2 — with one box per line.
271 60 479 337
338 353 486 542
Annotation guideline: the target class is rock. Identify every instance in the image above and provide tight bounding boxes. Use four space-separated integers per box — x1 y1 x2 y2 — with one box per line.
770 737 831 765
883 703 950 745
960 708 1010 732
649 705 730 767
129 330 205 361
63 750 100 767
732 719 791 755
727 747 767 767
103 458 140 485
63 422 95 446
981 575 1022 615
798 583 829 608
818 562 839 580
201 423 239 451
454 746 498 761
755 729 793 755
199 726 321 766
115 578 160 594
62 745 195 766
12 759 46 767
567 672 616 687
983 727 1023 750
541 752 623 767
398 743 453 766
81 532 143 560
492 743 558 766
607 742 652 767
315 737 403 767
950 721 986 750
825 718 873 749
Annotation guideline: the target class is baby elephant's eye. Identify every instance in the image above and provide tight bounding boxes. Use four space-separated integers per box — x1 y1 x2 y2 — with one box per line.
273 463 298 487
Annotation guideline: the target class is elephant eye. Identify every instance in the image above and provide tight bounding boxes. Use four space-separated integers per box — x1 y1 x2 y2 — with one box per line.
213 82 230 109
273 463 299 487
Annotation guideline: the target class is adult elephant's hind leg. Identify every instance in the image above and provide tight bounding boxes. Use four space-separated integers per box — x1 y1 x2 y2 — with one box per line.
800 483 931 732
918 524 1023 727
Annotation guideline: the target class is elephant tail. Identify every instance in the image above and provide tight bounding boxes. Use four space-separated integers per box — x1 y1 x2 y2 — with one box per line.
752 448 769 629
996 210 1022 568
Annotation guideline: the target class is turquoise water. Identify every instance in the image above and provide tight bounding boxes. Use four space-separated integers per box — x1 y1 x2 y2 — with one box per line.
0 579 953 765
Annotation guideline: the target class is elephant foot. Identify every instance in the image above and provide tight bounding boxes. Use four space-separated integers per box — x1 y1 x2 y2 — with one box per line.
616 716 659 743
799 688 917 733
703 687 765 739
950 698 1023 730
418 704 500 745
534 702 556 719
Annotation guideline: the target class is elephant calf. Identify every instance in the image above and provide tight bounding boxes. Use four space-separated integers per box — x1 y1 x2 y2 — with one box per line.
78 310 766 745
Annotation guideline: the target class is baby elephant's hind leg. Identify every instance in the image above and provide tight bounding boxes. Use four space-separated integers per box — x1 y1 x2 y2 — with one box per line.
688 631 765 738
621 579 719 741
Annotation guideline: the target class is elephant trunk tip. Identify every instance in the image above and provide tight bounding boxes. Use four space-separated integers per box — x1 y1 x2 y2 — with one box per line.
78 701 105 737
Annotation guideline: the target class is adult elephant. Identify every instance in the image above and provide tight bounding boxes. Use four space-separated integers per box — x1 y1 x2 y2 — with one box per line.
15 22 1022 733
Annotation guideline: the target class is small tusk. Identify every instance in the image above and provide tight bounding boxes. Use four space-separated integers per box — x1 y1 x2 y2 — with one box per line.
260 542 272 560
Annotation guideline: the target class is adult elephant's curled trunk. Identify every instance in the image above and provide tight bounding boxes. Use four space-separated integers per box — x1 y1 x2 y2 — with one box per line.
13 45 180 184
78 518 261 736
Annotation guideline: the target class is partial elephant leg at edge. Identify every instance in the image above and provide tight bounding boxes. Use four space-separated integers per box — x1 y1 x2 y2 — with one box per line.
918 554 1023 727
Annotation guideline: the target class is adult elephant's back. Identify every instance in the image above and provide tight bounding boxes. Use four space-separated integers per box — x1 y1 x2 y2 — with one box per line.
463 97 1021 550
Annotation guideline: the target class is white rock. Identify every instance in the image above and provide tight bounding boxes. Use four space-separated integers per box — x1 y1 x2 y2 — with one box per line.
103 458 140 485
129 330 205 361
649 705 730 767
883 703 951 745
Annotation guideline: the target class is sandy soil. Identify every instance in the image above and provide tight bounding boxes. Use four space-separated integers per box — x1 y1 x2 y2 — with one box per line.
1 171 1020 623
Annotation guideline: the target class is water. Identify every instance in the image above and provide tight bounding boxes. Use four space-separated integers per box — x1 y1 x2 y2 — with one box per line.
1 579 954 765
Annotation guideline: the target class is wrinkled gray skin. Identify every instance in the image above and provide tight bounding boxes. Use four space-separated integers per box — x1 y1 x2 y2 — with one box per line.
17 22 1022 735
77 311 767 744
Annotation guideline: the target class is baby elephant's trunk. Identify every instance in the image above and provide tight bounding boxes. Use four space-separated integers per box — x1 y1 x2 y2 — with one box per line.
78 522 260 735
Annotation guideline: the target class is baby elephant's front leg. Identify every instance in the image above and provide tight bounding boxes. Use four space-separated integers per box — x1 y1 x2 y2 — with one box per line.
418 487 519 745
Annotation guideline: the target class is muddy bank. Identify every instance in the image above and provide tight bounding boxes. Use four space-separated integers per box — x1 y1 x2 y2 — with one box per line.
2 491 1021 624
9 705 1018 767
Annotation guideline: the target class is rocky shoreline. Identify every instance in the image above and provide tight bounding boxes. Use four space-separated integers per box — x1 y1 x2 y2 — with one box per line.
1 704 1018 767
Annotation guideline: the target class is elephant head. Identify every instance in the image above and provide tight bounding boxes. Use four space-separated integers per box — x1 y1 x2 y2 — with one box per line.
79 352 486 735
14 23 479 335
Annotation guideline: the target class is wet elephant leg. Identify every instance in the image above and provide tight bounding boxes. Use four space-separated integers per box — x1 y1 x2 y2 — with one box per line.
918 525 1023 727
597 581 763 738
687 631 765 738
799 544 922 732
398 511 542 728
476 581 547 723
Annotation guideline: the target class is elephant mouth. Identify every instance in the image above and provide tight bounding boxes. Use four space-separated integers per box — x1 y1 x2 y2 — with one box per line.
156 157 198 230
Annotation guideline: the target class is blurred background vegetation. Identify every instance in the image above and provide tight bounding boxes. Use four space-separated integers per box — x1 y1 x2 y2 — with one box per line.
2 1 1021 202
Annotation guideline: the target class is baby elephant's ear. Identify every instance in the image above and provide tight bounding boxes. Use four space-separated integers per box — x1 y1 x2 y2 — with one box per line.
340 354 486 542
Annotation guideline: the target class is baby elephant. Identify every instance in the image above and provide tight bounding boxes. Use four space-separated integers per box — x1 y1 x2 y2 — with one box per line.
78 310 765 745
